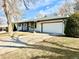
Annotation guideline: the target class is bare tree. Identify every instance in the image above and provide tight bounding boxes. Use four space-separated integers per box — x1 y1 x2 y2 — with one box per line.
74 0 79 12
2 0 13 36
1 0 30 36
0 0 40 35
59 0 75 16
2 0 21 36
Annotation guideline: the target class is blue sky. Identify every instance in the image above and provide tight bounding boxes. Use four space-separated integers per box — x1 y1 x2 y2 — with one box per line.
22 0 64 19
0 0 65 20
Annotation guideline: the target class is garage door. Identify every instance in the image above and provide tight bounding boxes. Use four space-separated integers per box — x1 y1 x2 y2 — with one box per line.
43 22 64 35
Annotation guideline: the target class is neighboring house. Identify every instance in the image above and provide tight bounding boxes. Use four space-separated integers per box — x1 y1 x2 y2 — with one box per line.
14 16 68 35
0 17 8 32
0 25 8 33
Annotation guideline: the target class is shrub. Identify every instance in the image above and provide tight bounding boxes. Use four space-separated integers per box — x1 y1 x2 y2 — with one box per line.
64 13 79 37
13 24 17 31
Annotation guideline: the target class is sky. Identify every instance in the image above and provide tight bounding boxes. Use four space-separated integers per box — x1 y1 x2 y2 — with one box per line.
22 0 65 19
0 0 65 20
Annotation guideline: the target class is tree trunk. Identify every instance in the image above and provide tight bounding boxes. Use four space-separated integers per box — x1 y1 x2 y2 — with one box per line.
3 0 13 36
8 16 13 36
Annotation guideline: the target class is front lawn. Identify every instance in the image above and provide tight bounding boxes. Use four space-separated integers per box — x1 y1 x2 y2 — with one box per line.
0 32 79 59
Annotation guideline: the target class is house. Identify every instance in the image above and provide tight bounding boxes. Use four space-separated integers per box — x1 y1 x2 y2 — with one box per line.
0 17 8 33
0 25 8 33
14 16 68 35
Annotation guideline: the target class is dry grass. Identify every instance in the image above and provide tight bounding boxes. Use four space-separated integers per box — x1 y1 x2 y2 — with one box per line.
0 32 79 59
0 32 32 38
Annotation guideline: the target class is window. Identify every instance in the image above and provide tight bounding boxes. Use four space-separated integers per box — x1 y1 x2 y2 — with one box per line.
31 22 37 28
18 24 21 27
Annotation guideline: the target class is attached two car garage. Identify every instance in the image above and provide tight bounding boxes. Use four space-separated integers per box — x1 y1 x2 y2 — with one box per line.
36 19 65 35
42 22 64 35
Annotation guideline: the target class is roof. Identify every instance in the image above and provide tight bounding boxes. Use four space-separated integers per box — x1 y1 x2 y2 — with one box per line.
13 20 34 23
35 16 68 22
14 16 68 23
